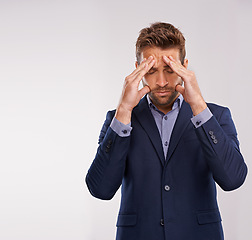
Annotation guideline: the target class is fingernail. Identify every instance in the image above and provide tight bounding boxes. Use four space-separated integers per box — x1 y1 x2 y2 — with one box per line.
148 56 153 60
141 58 146 63
163 56 169 61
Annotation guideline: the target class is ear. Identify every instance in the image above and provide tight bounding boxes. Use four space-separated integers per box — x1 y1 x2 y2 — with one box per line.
183 58 188 69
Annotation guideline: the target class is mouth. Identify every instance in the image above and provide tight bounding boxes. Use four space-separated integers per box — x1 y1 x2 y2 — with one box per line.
154 90 171 96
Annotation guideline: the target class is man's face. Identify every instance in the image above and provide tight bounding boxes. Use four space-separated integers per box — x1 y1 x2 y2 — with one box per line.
137 47 188 112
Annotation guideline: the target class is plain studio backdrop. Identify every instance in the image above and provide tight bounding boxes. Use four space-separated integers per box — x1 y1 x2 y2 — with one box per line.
0 0 251 239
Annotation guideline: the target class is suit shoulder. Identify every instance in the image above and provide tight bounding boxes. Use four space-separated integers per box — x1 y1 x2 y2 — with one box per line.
106 109 116 120
206 103 235 124
206 102 229 114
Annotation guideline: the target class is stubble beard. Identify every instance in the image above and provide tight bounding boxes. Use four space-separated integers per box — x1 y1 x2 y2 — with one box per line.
143 77 183 109
148 89 179 108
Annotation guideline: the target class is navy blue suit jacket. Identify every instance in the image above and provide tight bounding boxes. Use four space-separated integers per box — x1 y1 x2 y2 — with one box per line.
86 96 247 240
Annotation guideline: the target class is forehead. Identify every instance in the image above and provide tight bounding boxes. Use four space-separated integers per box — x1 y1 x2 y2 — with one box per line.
140 47 180 64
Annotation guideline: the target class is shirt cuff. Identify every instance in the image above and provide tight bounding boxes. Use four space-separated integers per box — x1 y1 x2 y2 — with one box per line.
191 107 213 128
110 117 132 137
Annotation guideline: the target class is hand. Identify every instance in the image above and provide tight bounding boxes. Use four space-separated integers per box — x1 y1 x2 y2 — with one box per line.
115 56 156 124
163 55 207 116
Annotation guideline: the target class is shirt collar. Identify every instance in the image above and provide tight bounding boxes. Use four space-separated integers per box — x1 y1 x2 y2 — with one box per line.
146 93 183 113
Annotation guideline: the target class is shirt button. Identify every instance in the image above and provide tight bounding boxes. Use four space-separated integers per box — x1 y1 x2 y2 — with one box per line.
160 219 164 226
164 185 170 191
164 116 168 120
164 141 168 146
122 130 128 134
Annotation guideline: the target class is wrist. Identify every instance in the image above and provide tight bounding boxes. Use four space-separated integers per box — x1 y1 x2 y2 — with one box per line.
190 99 207 116
115 105 132 125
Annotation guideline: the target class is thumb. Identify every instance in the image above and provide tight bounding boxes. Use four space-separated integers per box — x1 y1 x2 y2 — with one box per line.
138 86 150 100
176 84 185 96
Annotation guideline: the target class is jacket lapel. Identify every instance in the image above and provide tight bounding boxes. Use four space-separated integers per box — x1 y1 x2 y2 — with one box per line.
133 97 165 166
166 101 193 163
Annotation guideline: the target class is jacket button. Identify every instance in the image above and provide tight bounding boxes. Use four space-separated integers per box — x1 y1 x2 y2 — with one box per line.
213 139 218 144
164 185 170 191
210 135 216 140
160 219 164 226
209 131 214 135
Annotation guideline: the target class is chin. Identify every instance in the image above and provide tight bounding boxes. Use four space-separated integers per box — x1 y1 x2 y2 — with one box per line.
151 93 178 107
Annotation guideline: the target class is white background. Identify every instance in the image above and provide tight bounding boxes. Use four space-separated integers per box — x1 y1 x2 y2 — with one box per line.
0 0 251 239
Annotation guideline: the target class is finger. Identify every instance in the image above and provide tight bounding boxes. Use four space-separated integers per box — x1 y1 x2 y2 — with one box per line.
169 56 189 76
128 56 153 78
133 58 155 83
128 58 147 78
175 84 185 96
129 56 154 79
163 55 185 72
138 85 150 100
163 56 188 78
127 59 147 80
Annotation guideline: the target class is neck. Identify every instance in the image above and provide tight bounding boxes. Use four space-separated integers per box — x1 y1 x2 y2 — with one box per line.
155 103 173 115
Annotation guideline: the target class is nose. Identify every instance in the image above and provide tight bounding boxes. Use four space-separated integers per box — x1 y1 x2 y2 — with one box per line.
156 72 168 87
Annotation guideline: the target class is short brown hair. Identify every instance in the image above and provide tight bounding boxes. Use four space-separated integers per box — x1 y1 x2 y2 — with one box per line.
136 22 186 64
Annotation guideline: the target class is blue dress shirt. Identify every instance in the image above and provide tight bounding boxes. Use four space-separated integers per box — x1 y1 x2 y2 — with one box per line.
110 94 212 157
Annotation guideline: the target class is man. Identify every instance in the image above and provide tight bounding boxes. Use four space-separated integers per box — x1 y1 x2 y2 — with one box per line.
85 22 247 240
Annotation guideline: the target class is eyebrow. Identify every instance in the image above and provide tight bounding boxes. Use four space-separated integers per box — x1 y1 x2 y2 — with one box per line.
149 65 173 71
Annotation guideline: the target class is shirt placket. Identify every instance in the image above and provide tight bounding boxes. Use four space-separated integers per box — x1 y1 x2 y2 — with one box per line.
161 114 169 158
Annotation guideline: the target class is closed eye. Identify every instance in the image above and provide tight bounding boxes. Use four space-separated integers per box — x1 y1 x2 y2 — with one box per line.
147 70 157 75
164 66 174 73
166 69 174 74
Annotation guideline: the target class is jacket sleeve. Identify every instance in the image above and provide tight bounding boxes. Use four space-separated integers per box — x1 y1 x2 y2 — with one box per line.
195 106 247 191
85 110 131 200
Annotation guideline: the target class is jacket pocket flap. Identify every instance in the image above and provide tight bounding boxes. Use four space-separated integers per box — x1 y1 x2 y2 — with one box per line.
197 209 222 225
116 214 137 227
